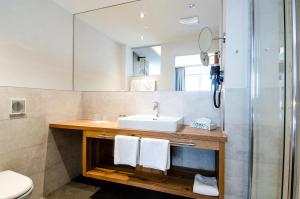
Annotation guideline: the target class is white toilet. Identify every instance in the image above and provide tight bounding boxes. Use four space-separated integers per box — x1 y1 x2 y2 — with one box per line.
0 170 34 199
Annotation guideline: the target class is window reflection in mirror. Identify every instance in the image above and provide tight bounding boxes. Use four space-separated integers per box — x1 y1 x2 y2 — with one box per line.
131 46 161 77
175 54 214 91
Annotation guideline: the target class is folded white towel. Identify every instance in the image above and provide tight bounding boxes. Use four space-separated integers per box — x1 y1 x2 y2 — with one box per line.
114 135 140 167
139 138 170 171
130 79 156 92
193 174 219 196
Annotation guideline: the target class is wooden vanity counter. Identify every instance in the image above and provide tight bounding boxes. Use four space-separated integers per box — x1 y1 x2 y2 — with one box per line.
50 120 227 199
50 120 227 150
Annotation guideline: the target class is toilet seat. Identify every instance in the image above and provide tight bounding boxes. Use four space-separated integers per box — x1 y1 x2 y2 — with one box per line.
0 170 33 199
18 185 34 199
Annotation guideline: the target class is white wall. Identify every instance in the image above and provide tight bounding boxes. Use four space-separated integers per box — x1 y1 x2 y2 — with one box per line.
0 0 73 90
74 18 125 91
223 0 251 198
224 0 250 89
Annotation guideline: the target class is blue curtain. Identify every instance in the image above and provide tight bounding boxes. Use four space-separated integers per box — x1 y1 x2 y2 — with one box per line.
175 67 185 91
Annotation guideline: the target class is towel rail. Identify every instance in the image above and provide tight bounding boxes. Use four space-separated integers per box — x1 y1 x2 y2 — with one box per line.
95 134 195 147
96 135 114 139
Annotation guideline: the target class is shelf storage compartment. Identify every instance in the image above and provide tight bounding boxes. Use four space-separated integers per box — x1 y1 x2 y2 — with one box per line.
50 120 227 199
83 133 219 199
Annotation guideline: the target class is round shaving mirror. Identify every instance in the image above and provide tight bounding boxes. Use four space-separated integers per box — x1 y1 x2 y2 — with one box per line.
198 27 213 53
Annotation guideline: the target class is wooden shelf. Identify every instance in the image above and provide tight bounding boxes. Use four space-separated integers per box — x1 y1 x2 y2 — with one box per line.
85 167 218 199
49 121 226 199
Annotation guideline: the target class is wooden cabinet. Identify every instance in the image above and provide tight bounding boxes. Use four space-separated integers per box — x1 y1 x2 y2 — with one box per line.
50 120 227 199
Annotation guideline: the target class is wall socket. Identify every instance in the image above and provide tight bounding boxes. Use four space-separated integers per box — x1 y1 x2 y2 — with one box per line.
10 98 26 116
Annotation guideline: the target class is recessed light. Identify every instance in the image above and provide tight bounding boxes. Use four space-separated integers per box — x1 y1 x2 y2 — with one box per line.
187 3 196 9
179 16 199 25
140 13 145 19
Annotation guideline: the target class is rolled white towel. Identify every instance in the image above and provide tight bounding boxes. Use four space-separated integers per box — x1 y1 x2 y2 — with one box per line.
193 174 219 197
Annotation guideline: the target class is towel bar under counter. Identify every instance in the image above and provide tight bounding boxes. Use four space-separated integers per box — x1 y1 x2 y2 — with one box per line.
95 134 196 147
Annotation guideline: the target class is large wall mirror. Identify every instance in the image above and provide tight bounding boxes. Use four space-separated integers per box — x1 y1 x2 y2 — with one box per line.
74 0 222 92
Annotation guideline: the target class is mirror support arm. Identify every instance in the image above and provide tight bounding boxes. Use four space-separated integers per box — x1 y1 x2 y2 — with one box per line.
213 33 226 43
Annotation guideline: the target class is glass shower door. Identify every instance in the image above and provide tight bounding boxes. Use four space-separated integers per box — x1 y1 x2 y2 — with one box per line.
251 0 286 198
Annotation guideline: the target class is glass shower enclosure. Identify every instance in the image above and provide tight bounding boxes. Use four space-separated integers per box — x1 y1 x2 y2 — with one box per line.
251 0 286 193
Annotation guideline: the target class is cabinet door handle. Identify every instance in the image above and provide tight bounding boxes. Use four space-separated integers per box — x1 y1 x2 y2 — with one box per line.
97 135 114 139
170 142 195 147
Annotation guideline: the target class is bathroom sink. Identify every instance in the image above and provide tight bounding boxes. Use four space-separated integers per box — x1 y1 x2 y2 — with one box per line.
117 115 183 133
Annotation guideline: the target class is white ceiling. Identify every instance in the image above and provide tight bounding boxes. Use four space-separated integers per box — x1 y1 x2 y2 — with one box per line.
52 0 136 14
74 0 222 47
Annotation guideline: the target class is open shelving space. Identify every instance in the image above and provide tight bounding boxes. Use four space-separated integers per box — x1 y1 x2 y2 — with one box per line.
83 134 219 199
85 167 217 199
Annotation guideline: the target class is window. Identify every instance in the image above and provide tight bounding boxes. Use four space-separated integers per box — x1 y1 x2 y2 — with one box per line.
132 46 161 76
185 66 211 91
175 54 213 91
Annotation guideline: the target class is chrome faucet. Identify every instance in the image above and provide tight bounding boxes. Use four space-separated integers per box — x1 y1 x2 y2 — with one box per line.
153 101 160 118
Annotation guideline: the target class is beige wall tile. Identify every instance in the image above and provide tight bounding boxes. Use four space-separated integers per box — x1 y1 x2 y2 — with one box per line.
0 87 82 198
0 87 227 197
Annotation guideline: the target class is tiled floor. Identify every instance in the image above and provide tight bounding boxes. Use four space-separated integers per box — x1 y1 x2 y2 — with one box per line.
46 182 100 199
44 180 188 199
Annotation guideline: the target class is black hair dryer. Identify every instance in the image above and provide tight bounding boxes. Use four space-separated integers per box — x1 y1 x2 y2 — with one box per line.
210 64 224 108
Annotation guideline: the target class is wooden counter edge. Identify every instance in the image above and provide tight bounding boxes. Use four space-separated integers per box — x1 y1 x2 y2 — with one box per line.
49 121 228 143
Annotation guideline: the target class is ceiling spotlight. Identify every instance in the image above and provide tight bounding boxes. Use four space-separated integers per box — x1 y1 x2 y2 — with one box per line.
179 16 199 25
187 3 196 9
140 13 145 19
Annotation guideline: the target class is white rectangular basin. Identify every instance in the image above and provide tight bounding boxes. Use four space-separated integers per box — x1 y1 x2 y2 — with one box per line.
117 115 183 133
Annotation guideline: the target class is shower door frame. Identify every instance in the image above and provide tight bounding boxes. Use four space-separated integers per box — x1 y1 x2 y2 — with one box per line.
249 0 295 198
288 0 300 198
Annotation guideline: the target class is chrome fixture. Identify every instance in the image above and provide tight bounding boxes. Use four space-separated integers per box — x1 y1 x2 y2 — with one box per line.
153 101 160 118
96 134 195 146
187 3 196 9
